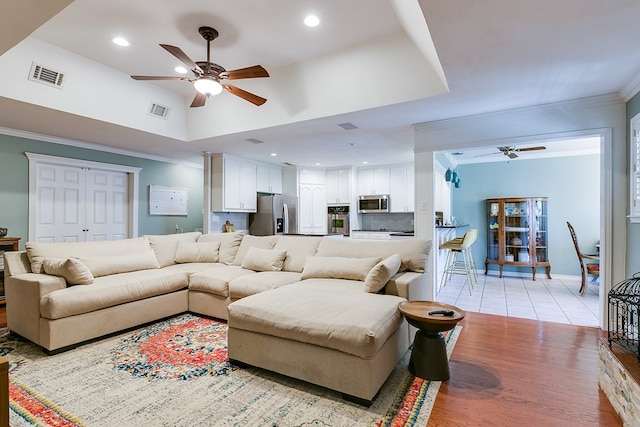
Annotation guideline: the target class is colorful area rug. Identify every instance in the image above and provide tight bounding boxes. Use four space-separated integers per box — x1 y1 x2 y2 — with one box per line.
1 314 461 427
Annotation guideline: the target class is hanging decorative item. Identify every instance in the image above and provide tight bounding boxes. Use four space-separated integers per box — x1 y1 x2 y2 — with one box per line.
445 169 453 182
454 177 461 188
0 227 7 238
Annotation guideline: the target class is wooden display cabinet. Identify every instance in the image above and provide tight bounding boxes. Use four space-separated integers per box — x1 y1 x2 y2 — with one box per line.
485 198 551 280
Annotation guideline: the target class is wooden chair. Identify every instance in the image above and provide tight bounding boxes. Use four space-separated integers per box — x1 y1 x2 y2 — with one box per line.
567 221 599 296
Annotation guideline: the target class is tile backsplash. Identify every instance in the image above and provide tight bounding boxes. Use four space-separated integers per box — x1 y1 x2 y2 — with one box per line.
360 212 414 231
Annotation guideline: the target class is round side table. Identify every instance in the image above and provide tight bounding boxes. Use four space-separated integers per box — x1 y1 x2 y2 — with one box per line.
398 301 464 381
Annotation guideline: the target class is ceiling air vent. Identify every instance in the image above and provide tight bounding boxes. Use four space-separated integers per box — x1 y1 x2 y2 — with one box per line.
338 122 358 131
28 62 64 88
148 103 169 119
245 138 265 144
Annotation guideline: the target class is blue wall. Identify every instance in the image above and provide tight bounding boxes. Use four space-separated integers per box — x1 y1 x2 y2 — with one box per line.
0 133 204 249
452 154 600 276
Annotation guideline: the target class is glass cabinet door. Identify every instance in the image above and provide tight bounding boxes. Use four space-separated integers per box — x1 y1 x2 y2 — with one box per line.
534 199 548 262
504 200 530 263
487 201 500 261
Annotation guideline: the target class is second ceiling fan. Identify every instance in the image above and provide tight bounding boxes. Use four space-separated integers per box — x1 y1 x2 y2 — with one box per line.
475 145 546 159
131 26 269 108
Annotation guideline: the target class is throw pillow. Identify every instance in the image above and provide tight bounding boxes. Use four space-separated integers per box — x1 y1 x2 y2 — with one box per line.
78 250 160 277
241 247 287 272
301 256 381 282
42 257 94 285
175 241 220 263
364 254 402 293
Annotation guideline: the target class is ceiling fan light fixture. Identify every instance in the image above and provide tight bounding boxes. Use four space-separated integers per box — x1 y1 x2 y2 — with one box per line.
194 77 222 96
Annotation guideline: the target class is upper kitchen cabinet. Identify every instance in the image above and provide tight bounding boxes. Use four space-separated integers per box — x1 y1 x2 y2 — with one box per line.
326 168 351 205
299 167 326 185
357 167 390 196
389 164 414 212
256 162 282 194
211 154 257 212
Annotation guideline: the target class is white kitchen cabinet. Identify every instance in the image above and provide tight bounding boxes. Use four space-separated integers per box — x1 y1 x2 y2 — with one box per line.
299 167 326 185
211 154 257 212
357 167 389 195
350 231 370 240
299 184 327 234
350 231 390 240
256 162 282 194
326 168 351 204
389 164 414 212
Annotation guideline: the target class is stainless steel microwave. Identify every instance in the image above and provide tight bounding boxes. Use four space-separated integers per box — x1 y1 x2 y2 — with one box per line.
358 195 390 213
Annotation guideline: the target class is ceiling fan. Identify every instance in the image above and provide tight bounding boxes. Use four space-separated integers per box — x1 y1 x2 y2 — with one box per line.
474 145 546 159
131 26 269 108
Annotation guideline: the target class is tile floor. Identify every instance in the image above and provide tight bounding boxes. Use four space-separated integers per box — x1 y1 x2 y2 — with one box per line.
435 272 601 328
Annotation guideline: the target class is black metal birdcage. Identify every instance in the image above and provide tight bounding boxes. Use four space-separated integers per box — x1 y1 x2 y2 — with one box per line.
608 273 640 361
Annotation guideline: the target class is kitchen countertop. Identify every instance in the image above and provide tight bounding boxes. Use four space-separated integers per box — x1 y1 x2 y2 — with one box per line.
436 224 469 229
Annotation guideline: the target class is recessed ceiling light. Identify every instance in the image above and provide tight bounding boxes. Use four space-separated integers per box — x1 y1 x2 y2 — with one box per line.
347 143 357 147
112 37 130 47
175 66 188 74
270 153 277 157
362 161 368 164
315 162 321 166
304 15 320 27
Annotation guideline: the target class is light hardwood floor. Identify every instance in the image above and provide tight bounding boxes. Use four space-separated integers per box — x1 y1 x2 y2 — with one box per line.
431 311 622 426
0 306 626 425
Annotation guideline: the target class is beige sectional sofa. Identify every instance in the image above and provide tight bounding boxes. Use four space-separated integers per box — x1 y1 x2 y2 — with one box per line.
3 232 431 404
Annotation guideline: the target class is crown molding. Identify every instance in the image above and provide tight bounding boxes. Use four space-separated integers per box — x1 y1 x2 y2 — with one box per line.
0 126 202 169
620 72 640 102
413 93 624 133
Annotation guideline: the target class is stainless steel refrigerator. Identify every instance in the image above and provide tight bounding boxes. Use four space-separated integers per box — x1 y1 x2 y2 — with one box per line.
249 195 298 235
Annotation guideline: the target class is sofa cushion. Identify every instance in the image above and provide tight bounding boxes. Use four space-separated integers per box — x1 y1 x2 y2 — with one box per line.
26 237 154 274
273 236 323 272
233 235 280 266
240 247 287 272
175 241 220 263
188 266 255 297
40 269 189 320
301 256 380 282
145 232 202 268
229 271 302 299
364 254 402 293
228 279 406 359
42 258 95 285
315 237 431 273
197 232 244 265
78 250 160 278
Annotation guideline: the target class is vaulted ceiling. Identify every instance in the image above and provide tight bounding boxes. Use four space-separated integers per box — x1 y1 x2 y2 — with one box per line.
1 0 639 167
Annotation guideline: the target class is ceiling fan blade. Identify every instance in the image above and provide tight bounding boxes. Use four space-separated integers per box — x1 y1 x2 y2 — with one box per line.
222 65 269 80
223 84 267 106
473 152 501 158
131 75 189 81
508 152 519 159
190 92 207 108
516 146 546 152
160 44 204 74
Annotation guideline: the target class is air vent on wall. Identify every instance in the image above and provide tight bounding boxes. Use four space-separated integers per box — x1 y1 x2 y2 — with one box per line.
28 62 64 88
148 103 169 119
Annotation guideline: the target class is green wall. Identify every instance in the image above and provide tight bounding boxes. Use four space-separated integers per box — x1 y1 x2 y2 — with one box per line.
452 154 600 276
0 133 204 249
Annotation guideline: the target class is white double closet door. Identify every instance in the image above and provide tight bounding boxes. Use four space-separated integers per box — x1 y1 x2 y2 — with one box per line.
27 153 141 243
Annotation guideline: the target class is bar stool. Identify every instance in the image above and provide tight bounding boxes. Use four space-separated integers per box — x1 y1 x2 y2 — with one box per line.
439 229 478 294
